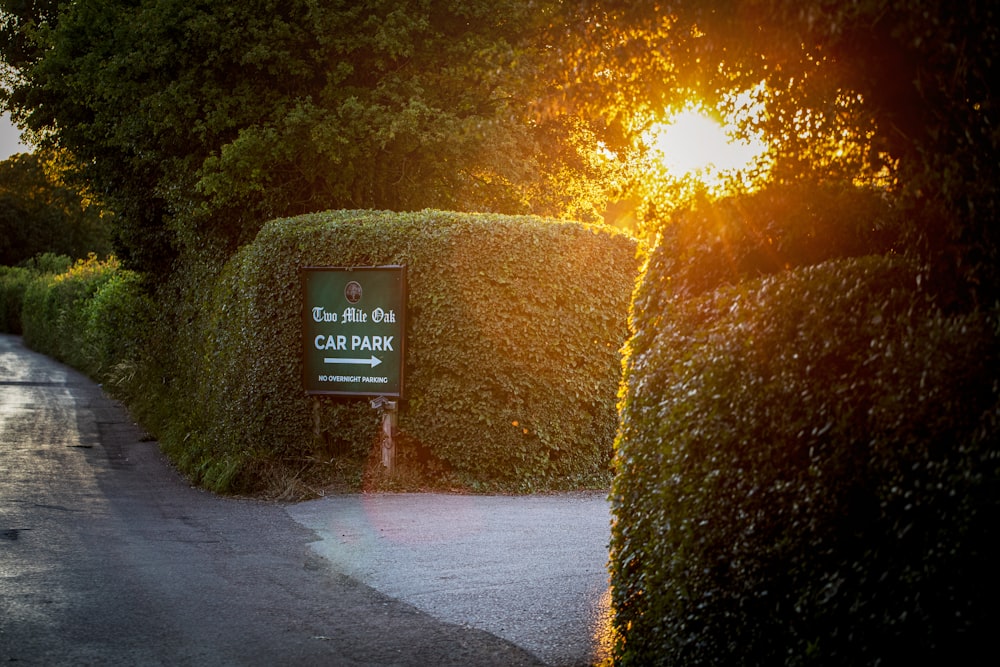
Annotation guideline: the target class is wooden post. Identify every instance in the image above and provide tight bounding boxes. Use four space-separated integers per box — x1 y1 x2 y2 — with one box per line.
371 397 397 474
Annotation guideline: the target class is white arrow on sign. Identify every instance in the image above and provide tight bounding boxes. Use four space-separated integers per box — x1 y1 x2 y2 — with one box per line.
323 356 383 368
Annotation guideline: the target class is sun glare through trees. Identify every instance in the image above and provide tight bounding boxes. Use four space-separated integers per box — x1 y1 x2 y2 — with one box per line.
642 103 769 197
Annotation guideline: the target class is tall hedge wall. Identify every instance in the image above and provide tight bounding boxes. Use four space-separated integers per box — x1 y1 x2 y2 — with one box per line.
18 255 151 378
0 254 73 335
611 252 1000 665
178 209 639 492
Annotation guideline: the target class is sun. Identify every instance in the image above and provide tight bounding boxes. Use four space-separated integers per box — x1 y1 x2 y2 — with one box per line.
643 104 769 194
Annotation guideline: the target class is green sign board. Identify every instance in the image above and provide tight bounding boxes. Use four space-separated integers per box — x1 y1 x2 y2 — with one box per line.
302 265 407 397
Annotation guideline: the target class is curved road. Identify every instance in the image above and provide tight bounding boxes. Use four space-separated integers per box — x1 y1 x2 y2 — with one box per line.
0 334 611 665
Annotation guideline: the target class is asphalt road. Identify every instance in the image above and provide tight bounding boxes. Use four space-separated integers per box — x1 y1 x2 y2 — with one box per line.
0 334 612 665
289 493 613 665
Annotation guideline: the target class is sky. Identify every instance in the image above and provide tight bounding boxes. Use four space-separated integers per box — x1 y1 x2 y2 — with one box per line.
1 111 32 159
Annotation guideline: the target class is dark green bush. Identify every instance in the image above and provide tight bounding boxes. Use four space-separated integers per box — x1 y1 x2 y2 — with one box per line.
0 266 33 333
81 269 155 383
658 182 899 299
175 210 639 493
21 271 69 361
611 252 1000 665
20 252 73 274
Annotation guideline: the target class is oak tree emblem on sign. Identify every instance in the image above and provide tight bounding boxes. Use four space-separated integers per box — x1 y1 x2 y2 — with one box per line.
345 281 362 303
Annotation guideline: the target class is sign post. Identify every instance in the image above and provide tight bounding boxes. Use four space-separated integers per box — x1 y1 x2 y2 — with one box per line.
302 265 406 472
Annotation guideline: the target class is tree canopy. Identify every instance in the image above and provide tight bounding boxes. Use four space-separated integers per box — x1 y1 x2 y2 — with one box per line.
1 0 620 272
0 150 111 265
544 0 999 303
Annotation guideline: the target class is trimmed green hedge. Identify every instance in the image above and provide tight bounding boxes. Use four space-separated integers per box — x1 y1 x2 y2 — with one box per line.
611 252 1000 665
18 255 151 382
81 269 155 382
0 254 72 334
22 255 116 372
167 210 639 493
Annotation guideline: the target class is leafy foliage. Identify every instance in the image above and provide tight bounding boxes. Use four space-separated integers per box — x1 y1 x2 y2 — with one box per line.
0 265 32 333
612 252 1000 665
0 152 111 266
80 269 155 380
19 251 73 274
1 0 621 272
